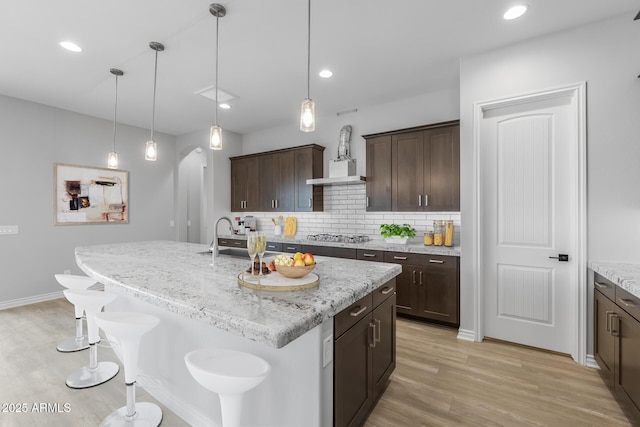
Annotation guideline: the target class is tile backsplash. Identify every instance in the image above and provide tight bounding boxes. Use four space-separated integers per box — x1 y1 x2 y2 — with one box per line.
236 184 461 245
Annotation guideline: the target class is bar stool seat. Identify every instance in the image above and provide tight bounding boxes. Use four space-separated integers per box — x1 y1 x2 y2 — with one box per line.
185 349 270 427
96 312 162 427
64 289 119 389
55 274 96 352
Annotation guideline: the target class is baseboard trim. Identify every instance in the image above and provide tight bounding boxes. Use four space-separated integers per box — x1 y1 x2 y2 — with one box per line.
586 354 600 370
0 283 104 311
457 328 476 342
138 374 216 427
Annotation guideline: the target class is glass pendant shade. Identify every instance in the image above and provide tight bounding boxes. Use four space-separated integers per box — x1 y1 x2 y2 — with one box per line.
300 98 315 132
210 125 223 150
107 152 119 169
145 141 157 161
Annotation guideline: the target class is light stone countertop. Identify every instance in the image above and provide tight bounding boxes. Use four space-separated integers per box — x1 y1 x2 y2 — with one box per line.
218 233 461 257
589 261 640 299
75 240 401 349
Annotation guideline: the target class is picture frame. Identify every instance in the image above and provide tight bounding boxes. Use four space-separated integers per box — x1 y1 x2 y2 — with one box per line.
54 163 129 225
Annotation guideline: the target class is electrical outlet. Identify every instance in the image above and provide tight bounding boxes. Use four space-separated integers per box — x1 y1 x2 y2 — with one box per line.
323 335 333 367
0 225 19 235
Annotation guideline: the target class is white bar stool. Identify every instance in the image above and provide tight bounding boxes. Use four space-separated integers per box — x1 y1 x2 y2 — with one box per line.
185 349 271 427
95 312 162 427
63 289 120 389
55 274 96 352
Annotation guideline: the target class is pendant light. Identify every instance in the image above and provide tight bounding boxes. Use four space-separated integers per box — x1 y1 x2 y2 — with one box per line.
300 0 315 132
209 3 226 150
107 68 124 169
145 41 164 161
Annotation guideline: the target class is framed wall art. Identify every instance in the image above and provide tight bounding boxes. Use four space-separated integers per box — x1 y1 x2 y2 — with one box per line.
54 163 129 225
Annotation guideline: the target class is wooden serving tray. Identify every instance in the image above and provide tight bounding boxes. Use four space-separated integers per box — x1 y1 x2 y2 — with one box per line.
237 271 319 291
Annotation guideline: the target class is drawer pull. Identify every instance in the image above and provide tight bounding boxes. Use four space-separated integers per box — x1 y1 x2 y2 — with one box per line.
220 240 228 244
350 306 367 317
393 256 408 260
286 246 297 250
363 253 377 258
380 287 393 295
267 244 277 249
594 281 609 289
429 259 444 264
618 298 638 308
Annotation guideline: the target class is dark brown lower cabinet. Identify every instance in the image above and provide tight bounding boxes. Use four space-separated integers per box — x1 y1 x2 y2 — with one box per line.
593 273 640 422
334 280 396 427
384 252 459 326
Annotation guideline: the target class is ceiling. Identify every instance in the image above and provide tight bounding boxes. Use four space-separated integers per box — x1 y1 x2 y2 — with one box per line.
0 1 637 136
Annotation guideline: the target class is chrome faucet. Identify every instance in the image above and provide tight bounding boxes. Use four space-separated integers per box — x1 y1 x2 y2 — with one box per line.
210 216 234 258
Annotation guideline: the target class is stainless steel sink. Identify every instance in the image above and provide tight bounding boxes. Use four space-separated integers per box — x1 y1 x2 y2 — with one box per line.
199 247 276 258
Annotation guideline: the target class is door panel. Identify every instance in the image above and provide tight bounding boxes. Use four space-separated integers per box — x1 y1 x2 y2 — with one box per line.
366 136 392 211
392 131 423 211
481 92 578 354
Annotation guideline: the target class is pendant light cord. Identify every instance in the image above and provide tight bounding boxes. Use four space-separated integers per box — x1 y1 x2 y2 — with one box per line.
151 49 159 142
306 0 311 99
112 74 119 152
215 14 219 125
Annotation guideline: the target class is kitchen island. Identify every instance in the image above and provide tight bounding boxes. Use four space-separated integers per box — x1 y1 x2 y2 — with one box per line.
75 240 401 427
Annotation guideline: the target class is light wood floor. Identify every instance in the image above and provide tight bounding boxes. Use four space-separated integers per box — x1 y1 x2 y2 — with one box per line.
0 300 634 427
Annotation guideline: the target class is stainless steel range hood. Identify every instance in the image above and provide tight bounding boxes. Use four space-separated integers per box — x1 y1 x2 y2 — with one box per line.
306 176 366 186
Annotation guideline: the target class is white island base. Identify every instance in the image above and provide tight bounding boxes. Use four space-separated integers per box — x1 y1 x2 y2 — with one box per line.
106 285 334 427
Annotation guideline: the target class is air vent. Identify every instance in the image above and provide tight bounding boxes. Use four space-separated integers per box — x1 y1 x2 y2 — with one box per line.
194 85 236 103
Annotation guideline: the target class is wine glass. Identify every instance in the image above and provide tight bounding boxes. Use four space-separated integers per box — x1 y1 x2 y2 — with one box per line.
246 232 258 281
256 232 267 277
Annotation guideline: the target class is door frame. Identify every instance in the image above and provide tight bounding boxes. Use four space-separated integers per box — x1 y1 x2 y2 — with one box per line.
471 82 587 364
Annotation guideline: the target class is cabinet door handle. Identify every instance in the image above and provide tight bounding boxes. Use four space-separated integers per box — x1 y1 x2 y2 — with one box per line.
429 259 444 264
275 199 279 209
350 305 367 317
606 310 614 332
369 323 377 348
412 270 416 284
425 194 429 207
418 195 422 207
286 246 297 251
393 256 408 260
375 319 381 343
309 198 312 208
363 253 376 258
594 281 609 289
611 314 620 337
366 196 370 208
419 271 423 285
618 298 638 308
380 286 393 295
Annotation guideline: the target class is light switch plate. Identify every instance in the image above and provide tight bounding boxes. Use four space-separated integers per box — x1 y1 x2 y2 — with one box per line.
322 335 333 367
0 225 18 235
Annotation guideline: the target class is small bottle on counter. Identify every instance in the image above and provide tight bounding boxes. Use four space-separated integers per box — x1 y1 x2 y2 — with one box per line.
423 229 434 246
444 220 454 247
433 220 444 246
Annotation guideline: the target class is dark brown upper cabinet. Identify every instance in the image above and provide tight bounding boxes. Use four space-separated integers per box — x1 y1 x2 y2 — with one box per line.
364 121 460 212
230 144 324 213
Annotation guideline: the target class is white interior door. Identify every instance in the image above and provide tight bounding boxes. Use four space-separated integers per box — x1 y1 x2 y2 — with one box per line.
479 89 582 355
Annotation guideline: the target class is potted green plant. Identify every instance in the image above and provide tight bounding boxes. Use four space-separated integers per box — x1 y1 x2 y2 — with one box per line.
380 223 416 244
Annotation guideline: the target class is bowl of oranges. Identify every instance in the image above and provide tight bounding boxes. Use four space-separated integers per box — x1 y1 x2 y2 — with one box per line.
270 252 316 278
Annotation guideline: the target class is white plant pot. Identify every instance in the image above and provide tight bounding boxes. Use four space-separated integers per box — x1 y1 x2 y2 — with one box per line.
384 236 408 245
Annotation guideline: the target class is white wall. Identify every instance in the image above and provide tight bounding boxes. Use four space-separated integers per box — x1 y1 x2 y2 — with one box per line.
175 128 243 246
459 14 640 350
0 94 176 306
242 88 460 178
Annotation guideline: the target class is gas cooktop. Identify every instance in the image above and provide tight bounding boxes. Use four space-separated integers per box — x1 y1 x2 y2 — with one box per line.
306 234 369 243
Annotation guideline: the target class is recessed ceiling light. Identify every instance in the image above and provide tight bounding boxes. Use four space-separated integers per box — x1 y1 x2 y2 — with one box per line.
219 103 231 109
503 5 528 20
319 69 333 78
59 41 82 52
